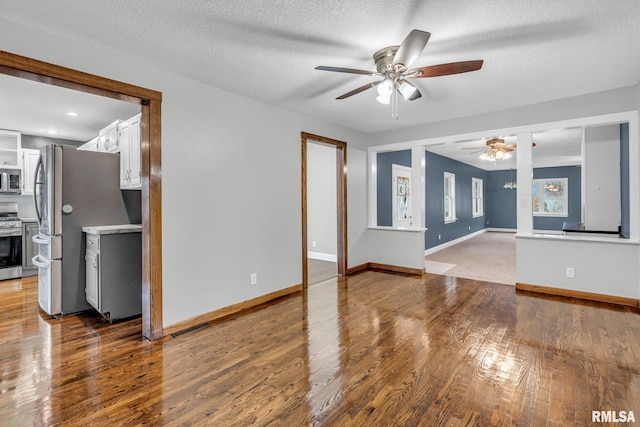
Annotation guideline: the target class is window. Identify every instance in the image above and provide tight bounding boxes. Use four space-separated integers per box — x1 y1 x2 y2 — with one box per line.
532 178 568 216
444 172 456 223
472 177 484 217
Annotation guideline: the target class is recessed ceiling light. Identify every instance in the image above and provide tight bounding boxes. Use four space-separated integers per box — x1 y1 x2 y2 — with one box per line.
66 112 78 117
47 130 57 135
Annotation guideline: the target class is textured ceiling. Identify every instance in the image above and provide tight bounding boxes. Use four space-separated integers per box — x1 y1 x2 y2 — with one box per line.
1 0 639 136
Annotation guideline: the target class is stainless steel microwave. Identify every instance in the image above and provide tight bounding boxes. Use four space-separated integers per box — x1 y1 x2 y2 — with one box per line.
0 168 21 194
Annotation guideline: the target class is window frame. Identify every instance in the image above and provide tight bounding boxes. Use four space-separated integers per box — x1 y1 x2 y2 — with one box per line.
532 177 569 217
444 172 457 223
472 177 484 218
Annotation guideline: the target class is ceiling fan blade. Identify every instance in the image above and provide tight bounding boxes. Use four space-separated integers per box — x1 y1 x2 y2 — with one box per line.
315 66 376 76
392 29 431 71
408 60 484 78
461 146 488 150
336 81 380 100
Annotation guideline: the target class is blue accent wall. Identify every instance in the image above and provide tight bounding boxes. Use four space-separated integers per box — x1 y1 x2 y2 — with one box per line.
376 150 411 226
486 170 517 229
425 152 487 249
532 166 582 231
620 123 630 238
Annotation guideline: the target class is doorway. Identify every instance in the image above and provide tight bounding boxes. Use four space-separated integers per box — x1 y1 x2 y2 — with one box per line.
301 132 347 289
0 50 163 340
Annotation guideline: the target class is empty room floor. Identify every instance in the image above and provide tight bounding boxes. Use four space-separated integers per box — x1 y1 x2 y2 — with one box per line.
426 231 516 285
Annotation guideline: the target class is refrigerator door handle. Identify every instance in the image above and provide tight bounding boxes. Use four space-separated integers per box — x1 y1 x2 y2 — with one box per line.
33 153 43 225
32 234 48 245
32 255 49 269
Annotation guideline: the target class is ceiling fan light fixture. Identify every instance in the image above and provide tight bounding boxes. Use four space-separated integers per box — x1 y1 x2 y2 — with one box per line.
397 80 417 100
376 94 390 105
377 79 393 97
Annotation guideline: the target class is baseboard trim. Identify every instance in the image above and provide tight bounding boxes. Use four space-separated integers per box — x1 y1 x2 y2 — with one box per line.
163 283 303 336
308 251 337 262
425 229 487 256
346 263 369 275
516 282 640 311
346 262 424 276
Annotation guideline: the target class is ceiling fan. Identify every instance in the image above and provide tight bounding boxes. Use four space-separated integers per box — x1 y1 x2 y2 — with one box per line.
315 29 484 119
463 138 536 161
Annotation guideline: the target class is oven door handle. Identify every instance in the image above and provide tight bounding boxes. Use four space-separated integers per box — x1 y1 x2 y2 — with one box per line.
32 255 50 269
32 234 48 245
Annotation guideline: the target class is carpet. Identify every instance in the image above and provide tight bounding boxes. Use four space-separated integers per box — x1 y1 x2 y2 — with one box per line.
425 231 516 285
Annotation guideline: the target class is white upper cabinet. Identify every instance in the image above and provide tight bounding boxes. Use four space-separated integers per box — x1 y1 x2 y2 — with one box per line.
0 130 21 168
77 136 99 151
119 113 141 190
21 148 40 195
98 120 122 153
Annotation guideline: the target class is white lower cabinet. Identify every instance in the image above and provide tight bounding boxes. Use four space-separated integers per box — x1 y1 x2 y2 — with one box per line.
83 228 142 321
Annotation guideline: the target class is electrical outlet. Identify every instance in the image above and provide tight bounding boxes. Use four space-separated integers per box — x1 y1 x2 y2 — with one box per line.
250 273 257 286
312 241 316 248
438 234 441 240
566 267 575 278
468 225 471 230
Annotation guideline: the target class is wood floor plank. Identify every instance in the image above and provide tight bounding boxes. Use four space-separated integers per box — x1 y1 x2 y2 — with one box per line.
0 272 639 425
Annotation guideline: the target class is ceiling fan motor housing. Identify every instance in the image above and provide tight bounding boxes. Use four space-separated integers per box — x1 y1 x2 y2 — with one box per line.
373 46 400 74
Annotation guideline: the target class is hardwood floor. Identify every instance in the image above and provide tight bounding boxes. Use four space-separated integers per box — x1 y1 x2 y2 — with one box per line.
308 258 337 285
1 273 639 426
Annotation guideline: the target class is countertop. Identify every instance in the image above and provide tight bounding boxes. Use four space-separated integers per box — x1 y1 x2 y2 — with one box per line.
82 224 142 235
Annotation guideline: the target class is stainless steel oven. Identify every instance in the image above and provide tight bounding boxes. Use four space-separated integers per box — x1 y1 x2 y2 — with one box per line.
0 202 22 280
0 168 21 194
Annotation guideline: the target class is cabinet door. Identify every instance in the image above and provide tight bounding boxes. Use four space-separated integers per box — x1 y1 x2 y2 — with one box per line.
128 113 141 189
85 249 100 310
118 120 131 188
0 130 21 167
21 149 40 195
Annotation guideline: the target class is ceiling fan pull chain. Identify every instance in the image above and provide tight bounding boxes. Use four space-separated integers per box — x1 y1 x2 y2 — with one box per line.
391 88 398 120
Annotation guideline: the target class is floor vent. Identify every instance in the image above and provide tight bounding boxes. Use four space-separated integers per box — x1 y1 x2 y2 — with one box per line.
170 322 209 338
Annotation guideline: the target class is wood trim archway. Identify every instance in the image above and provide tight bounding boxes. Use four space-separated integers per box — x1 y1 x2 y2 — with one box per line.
301 132 347 289
0 50 164 340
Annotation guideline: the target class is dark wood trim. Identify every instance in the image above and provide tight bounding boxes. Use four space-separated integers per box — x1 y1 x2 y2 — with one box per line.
346 263 370 275
0 50 164 340
163 284 303 336
301 132 348 289
369 262 425 276
345 262 425 277
516 282 640 310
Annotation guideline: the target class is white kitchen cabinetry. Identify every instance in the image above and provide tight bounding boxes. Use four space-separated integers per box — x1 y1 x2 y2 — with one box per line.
77 136 99 151
0 130 21 167
119 113 141 190
98 120 122 153
83 226 142 321
21 148 40 195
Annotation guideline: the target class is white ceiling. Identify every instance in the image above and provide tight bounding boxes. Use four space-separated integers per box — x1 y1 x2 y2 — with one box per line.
0 1 639 141
0 73 140 142
426 127 586 171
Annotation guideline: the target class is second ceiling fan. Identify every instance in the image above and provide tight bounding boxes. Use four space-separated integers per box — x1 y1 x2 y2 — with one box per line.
316 29 484 119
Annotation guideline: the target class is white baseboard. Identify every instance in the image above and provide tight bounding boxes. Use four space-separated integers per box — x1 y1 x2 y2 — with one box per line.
425 229 487 256
308 251 337 262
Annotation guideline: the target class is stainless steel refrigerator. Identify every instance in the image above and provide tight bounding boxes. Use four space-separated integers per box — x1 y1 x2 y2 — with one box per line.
32 144 135 316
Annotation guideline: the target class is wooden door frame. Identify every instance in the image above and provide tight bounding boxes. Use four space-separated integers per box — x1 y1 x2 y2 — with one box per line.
0 51 164 340
301 132 347 289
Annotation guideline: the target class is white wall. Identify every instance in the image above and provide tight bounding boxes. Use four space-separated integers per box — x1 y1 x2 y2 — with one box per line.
368 85 638 146
583 124 621 231
307 142 337 259
0 17 370 327
517 236 638 299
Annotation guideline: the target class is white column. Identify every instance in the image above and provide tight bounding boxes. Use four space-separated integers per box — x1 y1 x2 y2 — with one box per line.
411 146 425 231
516 132 533 235
368 150 378 227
